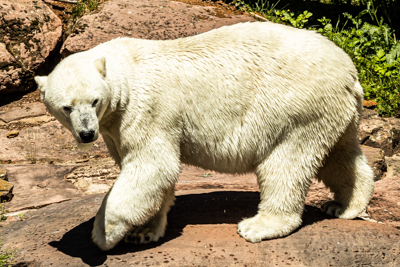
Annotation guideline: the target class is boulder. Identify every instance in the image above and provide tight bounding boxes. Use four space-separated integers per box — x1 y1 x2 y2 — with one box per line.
0 178 13 202
361 145 386 181
60 0 256 56
359 109 400 156
384 154 400 179
0 168 13 202
0 0 62 94
368 175 400 230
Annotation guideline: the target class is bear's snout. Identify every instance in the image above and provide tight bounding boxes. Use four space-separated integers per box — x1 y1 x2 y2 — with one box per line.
79 130 95 143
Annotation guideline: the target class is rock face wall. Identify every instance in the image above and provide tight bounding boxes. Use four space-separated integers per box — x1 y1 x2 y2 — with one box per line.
0 0 62 94
59 0 257 56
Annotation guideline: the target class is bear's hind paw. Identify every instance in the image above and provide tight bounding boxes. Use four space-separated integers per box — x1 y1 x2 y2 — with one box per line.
124 226 162 245
237 213 301 242
321 200 363 219
321 201 343 217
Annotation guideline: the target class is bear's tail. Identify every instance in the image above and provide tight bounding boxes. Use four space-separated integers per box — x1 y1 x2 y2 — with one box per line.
353 80 365 123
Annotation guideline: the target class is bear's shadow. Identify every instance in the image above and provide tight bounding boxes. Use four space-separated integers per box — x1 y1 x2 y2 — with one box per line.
49 191 332 266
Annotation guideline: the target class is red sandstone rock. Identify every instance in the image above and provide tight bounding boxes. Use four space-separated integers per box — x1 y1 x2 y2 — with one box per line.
0 0 62 94
2 191 400 266
1 164 84 213
60 0 256 56
0 102 47 123
0 120 108 164
368 175 400 230
359 109 400 156
384 155 400 179
361 145 386 180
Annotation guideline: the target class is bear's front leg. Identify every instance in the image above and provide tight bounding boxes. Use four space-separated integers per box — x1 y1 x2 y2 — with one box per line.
124 187 175 244
91 149 180 251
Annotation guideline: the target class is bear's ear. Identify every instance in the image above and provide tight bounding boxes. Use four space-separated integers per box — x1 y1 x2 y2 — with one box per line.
34 76 47 101
34 76 47 92
94 57 107 79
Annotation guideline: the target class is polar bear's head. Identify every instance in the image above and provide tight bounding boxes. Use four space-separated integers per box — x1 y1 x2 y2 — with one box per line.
35 56 111 149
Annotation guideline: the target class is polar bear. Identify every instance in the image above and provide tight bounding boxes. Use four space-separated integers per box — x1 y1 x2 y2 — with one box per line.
35 21 374 251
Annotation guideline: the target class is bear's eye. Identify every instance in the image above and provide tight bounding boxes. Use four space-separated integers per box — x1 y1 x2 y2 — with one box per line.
92 99 99 107
63 106 72 113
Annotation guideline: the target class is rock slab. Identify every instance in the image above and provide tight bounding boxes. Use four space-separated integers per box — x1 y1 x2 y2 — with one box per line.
0 120 108 164
1 164 84 213
0 102 46 123
2 191 400 266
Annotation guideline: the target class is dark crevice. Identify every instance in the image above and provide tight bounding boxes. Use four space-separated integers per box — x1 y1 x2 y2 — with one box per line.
35 34 64 76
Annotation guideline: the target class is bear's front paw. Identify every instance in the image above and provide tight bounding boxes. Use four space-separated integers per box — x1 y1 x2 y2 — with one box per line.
92 212 130 251
124 225 163 244
123 210 168 245
237 213 301 242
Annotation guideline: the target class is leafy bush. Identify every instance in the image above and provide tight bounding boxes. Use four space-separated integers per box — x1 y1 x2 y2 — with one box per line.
72 0 100 18
317 8 400 115
274 10 313 28
0 240 14 267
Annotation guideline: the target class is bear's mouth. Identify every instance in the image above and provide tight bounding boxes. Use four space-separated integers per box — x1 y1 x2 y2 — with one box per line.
79 130 96 143
76 142 94 151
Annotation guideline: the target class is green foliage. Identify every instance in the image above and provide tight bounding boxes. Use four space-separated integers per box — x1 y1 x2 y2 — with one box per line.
0 239 14 267
232 0 247 8
274 10 313 28
72 0 99 18
316 5 400 116
0 205 15 267
0 203 7 222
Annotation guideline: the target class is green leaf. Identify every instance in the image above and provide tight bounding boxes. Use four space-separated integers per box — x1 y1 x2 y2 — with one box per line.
377 49 385 58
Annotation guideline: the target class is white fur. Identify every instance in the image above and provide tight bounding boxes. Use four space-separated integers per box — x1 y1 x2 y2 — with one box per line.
77 142 93 151
35 22 374 251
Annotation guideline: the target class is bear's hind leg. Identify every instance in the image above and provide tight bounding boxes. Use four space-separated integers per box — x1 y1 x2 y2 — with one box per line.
317 123 374 219
124 187 175 244
237 143 317 242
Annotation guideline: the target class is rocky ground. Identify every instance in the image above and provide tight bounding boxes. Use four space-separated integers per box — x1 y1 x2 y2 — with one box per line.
1 0 400 266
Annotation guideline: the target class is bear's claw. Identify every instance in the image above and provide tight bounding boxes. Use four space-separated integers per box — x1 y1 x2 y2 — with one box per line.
124 225 162 245
321 201 343 217
321 200 364 219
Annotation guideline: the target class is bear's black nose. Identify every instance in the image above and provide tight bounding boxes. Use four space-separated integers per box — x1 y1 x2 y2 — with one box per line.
79 130 95 143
